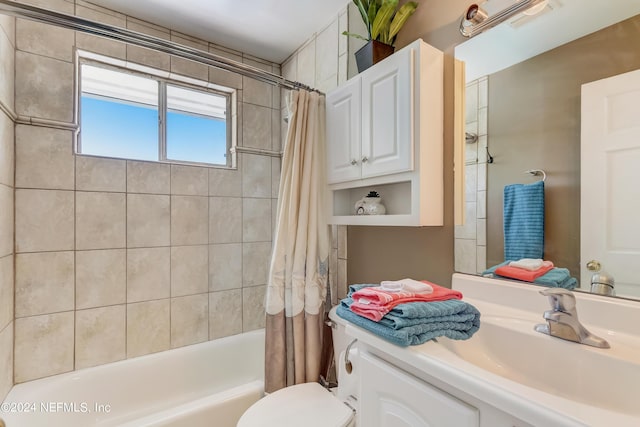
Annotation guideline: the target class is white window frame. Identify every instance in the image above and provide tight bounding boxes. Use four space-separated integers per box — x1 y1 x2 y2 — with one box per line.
75 50 237 169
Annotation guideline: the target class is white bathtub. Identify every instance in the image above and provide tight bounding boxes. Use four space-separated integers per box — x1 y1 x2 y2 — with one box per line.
2 329 265 427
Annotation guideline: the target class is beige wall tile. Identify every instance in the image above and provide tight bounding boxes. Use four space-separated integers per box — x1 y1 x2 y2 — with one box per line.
330 248 338 306
127 194 170 248
127 160 170 194
297 39 316 88
76 249 126 310
171 164 208 196
75 5 126 60
271 110 282 152
16 19 74 61
337 258 348 300
15 189 74 253
127 299 170 358
337 225 347 259
127 247 170 303
271 157 281 198
242 242 271 287
76 305 126 369
209 197 242 244
209 243 242 291
0 185 13 257
171 195 209 245
242 104 272 150
242 154 271 198
19 0 73 14
242 198 272 242
0 24 15 111
126 20 170 71
15 251 74 317
15 125 74 190
209 165 241 197
14 311 74 383
208 45 243 89
76 156 126 192
170 33 208 81
76 192 126 250
0 255 13 330
316 19 339 85
170 294 208 348
0 322 12 401
242 58 272 107
209 289 242 339
242 285 266 331
15 51 73 122
171 245 208 297
0 112 14 187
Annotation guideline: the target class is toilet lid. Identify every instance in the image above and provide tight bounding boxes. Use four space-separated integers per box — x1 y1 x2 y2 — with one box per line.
237 382 353 427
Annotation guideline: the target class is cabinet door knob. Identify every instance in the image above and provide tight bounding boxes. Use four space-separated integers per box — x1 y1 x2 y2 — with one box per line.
362 156 369 163
350 159 358 165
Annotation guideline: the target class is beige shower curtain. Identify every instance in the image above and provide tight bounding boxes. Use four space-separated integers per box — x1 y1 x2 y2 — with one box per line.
265 90 330 393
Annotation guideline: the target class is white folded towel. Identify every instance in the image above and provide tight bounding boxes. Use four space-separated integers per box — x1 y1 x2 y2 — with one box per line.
379 278 433 294
508 258 545 271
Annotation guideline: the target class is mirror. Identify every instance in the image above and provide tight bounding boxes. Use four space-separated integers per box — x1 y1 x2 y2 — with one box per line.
454 0 640 300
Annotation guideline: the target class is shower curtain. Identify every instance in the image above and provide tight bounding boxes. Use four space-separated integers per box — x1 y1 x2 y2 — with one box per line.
265 90 330 393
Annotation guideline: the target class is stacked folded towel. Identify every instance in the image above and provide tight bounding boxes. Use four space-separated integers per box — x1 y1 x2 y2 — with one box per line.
337 283 480 347
483 260 577 289
350 279 462 321
495 259 554 282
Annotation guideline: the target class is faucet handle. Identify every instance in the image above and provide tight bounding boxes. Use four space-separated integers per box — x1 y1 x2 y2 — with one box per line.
539 288 576 312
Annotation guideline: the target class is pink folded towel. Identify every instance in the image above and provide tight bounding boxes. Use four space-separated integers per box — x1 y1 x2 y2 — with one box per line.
495 260 554 282
350 281 463 322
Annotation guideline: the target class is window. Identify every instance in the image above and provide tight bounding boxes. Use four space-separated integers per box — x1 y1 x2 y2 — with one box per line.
79 62 233 167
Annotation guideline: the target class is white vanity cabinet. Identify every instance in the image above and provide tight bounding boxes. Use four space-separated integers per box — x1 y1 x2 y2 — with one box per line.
360 351 479 427
325 39 443 226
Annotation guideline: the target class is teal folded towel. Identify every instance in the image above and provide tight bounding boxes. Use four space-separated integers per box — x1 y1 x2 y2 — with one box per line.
483 262 577 290
504 180 545 261
336 285 480 347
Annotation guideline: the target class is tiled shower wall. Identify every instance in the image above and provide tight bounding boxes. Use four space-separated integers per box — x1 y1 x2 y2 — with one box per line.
455 77 488 275
11 0 282 383
281 7 350 305
0 13 15 401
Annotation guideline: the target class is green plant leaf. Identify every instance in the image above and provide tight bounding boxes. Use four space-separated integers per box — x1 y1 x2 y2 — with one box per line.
353 0 372 39
341 31 369 41
367 0 378 36
371 0 398 42
388 1 418 42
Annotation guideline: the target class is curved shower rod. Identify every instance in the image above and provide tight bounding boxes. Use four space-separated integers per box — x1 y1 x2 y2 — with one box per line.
0 0 321 93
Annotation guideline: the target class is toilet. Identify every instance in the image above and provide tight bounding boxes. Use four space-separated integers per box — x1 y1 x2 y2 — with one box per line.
237 306 358 427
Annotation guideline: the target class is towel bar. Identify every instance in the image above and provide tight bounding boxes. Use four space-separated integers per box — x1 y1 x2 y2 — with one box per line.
525 169 546 181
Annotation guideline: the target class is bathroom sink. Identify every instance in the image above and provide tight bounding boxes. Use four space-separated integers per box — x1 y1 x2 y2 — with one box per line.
437 313 640 416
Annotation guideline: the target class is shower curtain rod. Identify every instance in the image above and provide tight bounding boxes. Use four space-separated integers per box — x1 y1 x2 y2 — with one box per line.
0 0 321 93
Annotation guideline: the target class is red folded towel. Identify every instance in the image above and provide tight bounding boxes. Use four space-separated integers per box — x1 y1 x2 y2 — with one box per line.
350 281 463 322
495 260 554 282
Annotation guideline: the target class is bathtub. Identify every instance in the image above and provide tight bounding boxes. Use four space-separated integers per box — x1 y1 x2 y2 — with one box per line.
2 329 264 427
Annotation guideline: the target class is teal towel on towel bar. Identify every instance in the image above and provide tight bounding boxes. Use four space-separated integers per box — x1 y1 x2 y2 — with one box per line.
504 180 545 261
336 285 480 347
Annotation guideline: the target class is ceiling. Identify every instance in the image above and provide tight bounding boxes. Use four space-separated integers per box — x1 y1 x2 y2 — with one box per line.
88 0 350 64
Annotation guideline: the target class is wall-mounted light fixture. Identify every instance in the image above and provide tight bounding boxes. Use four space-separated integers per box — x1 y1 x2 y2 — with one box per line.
460 0 549 37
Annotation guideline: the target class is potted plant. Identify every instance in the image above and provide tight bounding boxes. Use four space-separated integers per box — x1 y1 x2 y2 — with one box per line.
343 0 419 72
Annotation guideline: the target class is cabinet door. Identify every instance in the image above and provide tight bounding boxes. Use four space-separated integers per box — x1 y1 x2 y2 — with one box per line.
360 352 479 427
360 45 413 179
326 77 361 184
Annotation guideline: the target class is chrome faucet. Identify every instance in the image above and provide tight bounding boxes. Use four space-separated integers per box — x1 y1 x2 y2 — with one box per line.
534 288 610 348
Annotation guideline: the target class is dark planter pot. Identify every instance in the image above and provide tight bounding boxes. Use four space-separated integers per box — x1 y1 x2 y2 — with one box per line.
355 40 395 73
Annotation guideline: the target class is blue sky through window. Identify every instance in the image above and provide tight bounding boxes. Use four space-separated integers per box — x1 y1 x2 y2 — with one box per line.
167 112 227 165
80 96 158 161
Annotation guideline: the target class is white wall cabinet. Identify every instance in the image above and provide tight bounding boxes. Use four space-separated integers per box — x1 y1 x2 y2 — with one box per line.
359 351 480 427
325 39 443 226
